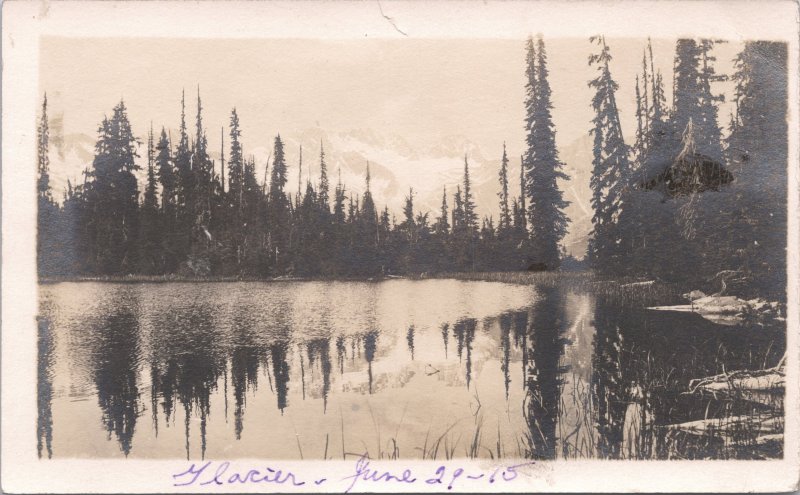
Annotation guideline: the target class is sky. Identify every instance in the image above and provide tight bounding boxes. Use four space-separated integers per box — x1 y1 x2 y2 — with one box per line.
40 36 741 166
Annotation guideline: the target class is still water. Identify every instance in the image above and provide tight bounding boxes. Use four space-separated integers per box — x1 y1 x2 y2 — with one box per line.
37 279 785 460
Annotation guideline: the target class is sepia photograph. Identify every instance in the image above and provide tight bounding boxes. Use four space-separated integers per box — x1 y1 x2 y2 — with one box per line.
2 1 798 492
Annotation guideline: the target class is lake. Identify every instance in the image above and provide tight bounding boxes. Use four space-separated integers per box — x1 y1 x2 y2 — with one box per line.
37 278 785 460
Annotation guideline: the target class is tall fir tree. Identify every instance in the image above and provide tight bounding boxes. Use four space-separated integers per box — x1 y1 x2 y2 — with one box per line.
155 127 179 272
452 185 464 235
672 39 703 138
696 39 726 163
722 41 788 298
524 35 570 269
37 93 60 277
357 163 379 273
139 124 161 273
517 155 527 231
228 108 244 213
317 141 330 212
173 90 194 263
462 155 478 235
435 186 450 236
587 36 630 272
37 94 52 203
84 100 141 274
267 135 290 270
497 143 512 233
333 169 346 225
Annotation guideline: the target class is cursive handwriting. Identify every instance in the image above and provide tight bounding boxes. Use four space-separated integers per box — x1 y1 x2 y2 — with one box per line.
172 455 536 492
173 461 305 487
341 453 417 493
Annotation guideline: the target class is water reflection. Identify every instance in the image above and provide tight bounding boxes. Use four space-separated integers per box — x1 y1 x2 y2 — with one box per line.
524 287 568 459
270 342 291 412
150 304 225 459
37 279 785 460
91 301 142 456
306 338 332 412
37 315 54 459
453 319 477 387
363 331 378 395
591 298 628 459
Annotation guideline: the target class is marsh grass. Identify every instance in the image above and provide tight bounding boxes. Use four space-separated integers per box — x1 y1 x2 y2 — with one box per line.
327 357 783 462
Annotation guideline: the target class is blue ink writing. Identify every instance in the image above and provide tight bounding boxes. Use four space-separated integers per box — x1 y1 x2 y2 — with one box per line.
173 461 305 487
342 453 417 493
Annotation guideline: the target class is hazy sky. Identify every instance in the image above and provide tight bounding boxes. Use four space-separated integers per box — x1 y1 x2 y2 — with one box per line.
41 37 741 173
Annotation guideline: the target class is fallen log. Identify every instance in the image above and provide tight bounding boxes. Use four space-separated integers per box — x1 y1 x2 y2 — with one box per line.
662 415 781 437
688 359 786 394
648 294 783 326
621 280 656 288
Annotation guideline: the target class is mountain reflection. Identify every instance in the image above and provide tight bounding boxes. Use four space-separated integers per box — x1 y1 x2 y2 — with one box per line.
37 280 785 460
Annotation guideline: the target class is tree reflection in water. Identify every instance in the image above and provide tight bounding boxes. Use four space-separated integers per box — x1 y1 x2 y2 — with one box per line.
38 281 785 460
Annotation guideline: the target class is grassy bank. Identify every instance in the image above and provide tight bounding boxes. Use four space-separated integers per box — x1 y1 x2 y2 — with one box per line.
422 271 683 307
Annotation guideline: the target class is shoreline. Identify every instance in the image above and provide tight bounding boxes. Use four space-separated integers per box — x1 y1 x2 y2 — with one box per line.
38 271 684 306
39 270 593 284
38 274 410 284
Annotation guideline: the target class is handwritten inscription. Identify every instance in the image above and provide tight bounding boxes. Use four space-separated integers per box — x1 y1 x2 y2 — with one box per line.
173 454 536 492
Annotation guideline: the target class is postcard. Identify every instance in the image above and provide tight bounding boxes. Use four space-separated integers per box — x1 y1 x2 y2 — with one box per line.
2 0 798 492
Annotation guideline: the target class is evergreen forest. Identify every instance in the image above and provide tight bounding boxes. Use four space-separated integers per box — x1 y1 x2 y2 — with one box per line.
36 37 787 300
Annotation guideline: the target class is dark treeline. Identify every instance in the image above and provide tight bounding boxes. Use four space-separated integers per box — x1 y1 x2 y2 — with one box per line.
588 37 787 299
38 37 787 298
36 37 564 279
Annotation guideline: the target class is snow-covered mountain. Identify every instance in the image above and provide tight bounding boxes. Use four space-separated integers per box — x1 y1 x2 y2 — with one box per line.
47 125 594 259
558 134 593 259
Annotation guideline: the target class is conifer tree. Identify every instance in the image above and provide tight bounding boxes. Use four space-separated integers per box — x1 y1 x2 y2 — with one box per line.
434 186 450 236
139 124 161 273
672 39 725 160
155 127 179 272
317 142 330 212
400 187 416 243
461 155 478 237
333 169 346 225
193 88 214 228
587 36 630 271
497 143 512 233
37 93 59 277
673 39 703 138
37 94 52 203
358 163 379 268
173 91 194 263
84 100 141 274
723 41 788 297
228 108 244 213
267 135 290 270
524 35 570 269
619 41 676 279
517 155 527 231
696 39 726 163
452 185 464 234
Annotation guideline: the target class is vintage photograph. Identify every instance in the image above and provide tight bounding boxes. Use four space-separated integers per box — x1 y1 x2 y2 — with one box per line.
3 1 798 492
